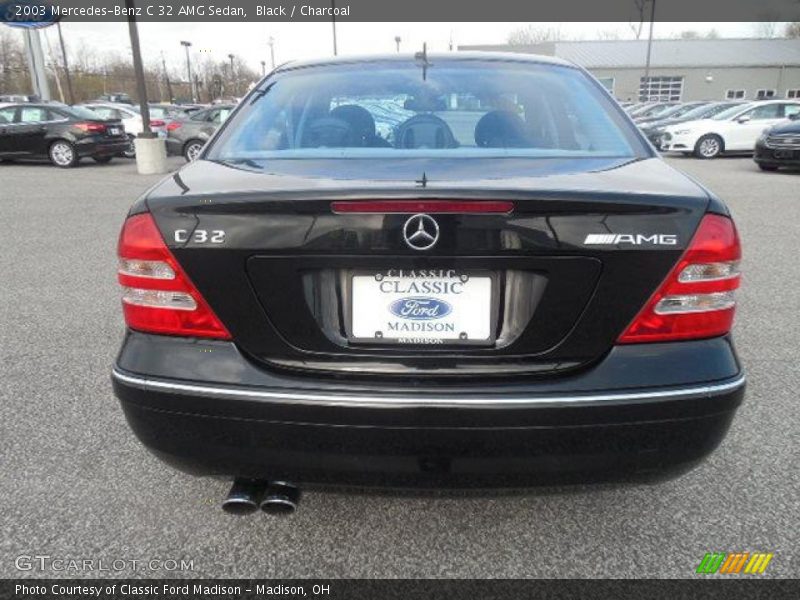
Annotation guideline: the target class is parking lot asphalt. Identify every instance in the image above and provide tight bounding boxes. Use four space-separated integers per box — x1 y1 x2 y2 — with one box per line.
1 155 798 579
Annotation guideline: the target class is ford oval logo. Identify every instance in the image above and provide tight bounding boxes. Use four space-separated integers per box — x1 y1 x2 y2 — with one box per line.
389 297 452 320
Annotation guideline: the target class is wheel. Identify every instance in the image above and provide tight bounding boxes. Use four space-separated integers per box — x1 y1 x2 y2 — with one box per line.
694 134 723 159
122 135 136 159
93 156 113 164
183 140 204 162
49 140 78 168
758 164 778 172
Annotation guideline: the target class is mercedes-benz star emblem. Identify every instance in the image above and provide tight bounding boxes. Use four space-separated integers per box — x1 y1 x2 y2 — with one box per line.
403 214 439 251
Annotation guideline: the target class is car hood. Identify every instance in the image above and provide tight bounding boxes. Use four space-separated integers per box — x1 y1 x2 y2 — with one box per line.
768 119 800 135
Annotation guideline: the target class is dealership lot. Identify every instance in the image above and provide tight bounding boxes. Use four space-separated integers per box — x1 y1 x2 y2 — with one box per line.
0 157 797 578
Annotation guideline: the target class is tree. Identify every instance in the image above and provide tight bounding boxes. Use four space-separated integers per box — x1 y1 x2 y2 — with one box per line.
507 25 560 46
679 30 700 39
786 22 800 38
595 29 621 40
628 0 652 40
754 22 779 38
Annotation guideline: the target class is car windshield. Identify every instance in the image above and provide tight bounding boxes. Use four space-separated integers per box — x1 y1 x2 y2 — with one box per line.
712 104 751 120
208 61 639 160
681 103 725 120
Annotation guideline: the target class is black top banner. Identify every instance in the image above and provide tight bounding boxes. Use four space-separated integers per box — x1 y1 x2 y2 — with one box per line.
1 0 800 23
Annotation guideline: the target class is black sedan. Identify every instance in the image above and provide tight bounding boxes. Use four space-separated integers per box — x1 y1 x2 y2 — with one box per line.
754 113 800 171
0 103 129 167
111 54 745 513
164 104 234 161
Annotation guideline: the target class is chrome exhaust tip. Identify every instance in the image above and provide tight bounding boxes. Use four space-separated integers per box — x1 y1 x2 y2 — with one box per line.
260 481 300 515
222 479 266 515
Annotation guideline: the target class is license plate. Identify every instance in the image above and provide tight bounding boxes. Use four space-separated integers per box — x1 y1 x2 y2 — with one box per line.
350 271 493 345
108 127 121 136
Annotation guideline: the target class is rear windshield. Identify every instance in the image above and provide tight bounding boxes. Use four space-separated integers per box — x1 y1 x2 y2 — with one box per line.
208 61 640 160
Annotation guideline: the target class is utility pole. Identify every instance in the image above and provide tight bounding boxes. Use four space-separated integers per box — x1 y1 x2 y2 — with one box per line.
161 51 173 102
331 0 338 56
643 0 656 100
56 22 75 104
268 36 275 69
395 36 401 53
260 60 266 76
180 40 195 101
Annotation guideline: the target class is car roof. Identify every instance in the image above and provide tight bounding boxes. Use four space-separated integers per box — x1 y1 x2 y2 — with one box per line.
276 51 575 73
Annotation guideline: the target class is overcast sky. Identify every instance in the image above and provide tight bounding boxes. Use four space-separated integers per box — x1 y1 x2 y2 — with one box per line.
39 21 780 74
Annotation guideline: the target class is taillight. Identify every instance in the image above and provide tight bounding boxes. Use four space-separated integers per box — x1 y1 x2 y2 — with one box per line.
331 200 514 214
75 122 106 133
117 213 231 339
618 214 741 344
150 119 166 127
166 121 182 131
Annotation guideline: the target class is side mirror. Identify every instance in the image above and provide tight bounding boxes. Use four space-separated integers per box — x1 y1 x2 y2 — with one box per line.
736 115 751 124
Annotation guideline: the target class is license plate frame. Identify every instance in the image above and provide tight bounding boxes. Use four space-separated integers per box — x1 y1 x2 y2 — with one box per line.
346 269 498 347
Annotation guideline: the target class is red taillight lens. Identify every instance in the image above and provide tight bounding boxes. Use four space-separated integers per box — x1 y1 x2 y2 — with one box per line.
75 121 106 133
166 121 182 131
331 200 514 214
150 119 166 127
618 214 741 344
117 213 231 339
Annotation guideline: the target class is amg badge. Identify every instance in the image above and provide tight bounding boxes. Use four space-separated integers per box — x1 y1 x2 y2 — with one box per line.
584 234 678 246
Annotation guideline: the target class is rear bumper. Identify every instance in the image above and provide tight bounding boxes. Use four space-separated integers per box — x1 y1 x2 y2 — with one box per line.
165 137 183 156
754 142 800 167
75 137 130 157
113 332 745 488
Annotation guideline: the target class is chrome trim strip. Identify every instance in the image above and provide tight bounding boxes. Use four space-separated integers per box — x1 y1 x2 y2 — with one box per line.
112 368 746 410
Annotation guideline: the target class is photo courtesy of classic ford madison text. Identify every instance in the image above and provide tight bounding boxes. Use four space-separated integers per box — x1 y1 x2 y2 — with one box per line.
2 0 799 587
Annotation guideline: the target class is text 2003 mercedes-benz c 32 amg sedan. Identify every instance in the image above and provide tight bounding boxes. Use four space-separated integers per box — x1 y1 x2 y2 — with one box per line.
112 53 744 513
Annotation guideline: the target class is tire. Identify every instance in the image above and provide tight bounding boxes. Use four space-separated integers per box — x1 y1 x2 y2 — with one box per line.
93 156 113 164
49 140 79 168
694 134 723 159
183 139 204 162
758 164 778 172
122 135 136 159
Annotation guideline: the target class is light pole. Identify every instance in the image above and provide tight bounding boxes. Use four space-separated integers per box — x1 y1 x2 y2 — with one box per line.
394 36 401 53
643 0 656 100
56 22 75 105
331 0 338 56
260 60 266 76
268 36 275 69
180 40 195 101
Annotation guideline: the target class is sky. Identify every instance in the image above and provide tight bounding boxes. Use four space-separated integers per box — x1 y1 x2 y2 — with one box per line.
34 21 784 76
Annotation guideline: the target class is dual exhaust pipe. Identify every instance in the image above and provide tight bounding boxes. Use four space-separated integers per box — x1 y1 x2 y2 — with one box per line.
222 479 301 515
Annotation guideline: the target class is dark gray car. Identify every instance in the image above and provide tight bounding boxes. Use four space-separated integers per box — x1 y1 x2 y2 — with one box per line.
165 105 234 161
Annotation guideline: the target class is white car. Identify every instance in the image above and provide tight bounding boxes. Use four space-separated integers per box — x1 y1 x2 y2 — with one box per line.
79 103 168 158
661 100 800 159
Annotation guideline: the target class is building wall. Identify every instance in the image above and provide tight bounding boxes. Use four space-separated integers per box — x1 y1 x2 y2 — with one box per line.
589 67 800 102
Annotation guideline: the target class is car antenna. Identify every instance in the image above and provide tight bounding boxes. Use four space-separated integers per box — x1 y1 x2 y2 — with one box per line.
414 42 430 81
416 172 428 188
